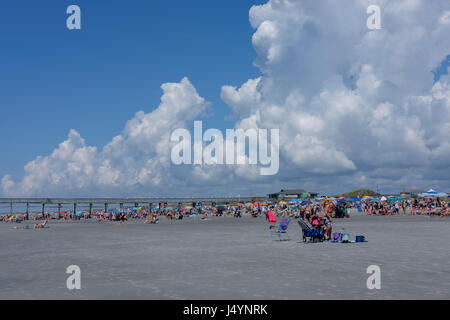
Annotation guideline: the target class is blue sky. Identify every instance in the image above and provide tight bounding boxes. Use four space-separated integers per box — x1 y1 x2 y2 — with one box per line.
433 55 450 83
0 0 265 180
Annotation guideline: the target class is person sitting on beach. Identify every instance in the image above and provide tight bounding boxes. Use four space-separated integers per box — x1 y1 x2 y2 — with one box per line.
384 203 390 215
34 219 48 229
440 204 448 217
144 213 159 224
310 215 321 229
309 215 325 237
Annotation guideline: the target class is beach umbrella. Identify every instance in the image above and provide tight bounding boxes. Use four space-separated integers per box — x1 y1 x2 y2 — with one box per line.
419 189 440 198
427 189 438 196
426 191 448 198
380 196 387 201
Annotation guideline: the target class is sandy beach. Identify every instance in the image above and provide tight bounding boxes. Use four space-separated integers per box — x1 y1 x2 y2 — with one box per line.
1 211 449 300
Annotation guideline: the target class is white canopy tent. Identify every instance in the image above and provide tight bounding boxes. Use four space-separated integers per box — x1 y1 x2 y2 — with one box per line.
418 189 448 198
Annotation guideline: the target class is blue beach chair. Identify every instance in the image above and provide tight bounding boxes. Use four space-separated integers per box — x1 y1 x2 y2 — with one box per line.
269 218 291 241
298 219 325 243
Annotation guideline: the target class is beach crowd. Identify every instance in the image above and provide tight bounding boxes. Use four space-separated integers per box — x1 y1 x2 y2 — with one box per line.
1 196 447 232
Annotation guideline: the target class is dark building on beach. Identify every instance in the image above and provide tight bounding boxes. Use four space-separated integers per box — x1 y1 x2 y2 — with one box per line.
268 189 318 200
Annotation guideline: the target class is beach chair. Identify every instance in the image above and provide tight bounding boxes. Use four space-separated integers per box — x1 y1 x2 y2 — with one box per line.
298 219 325 243
269 218 290 241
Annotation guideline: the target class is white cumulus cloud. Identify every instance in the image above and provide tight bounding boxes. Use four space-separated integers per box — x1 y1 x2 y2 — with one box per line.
221 0 450 193
2 78 210 197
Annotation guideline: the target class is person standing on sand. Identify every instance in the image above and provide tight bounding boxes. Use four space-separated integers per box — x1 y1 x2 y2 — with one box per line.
119 212 127 225
394 201 400 215
323 201 335 240
401 200 407 216
305 205 311 223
